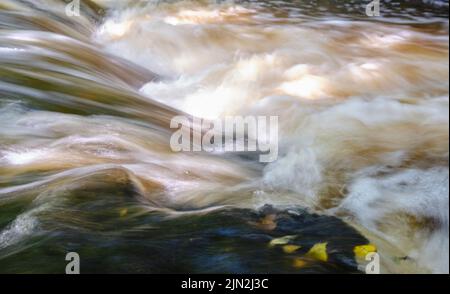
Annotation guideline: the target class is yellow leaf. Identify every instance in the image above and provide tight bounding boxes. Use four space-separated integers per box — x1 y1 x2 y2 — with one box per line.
269 235 296 247
306 242 328 262
119 208 128 217
282 245 301 254
292 257 308 268
353 244 377 258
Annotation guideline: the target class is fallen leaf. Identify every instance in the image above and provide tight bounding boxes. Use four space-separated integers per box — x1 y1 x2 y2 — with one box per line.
257 214 277 230
306 242 328 262
292 257 308 268
269 235 297 247
283 245 301 254
119 208 128 217
354 244 377 258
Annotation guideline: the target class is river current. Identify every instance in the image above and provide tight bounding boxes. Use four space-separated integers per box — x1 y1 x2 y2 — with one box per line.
0 0 448 273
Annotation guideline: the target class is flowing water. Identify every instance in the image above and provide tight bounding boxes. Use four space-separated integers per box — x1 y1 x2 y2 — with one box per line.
0 0 448 274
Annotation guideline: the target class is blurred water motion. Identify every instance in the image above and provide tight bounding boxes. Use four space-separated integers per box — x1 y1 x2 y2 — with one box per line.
0 0 448 273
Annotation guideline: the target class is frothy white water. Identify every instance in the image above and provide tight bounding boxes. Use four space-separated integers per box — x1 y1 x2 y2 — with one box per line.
337 167 449 273
0 104 260 208
0 213 38 249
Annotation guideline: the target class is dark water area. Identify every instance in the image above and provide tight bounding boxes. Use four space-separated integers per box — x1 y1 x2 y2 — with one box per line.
0 166 367 274
0 205 368 273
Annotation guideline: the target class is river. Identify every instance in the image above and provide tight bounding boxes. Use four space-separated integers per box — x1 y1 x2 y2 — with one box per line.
0 0 448 273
